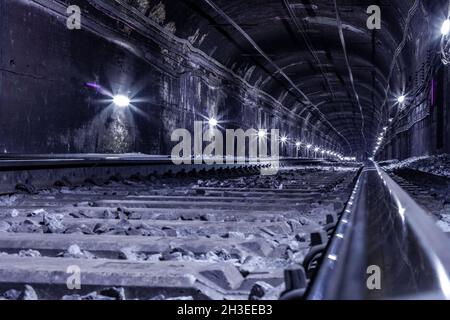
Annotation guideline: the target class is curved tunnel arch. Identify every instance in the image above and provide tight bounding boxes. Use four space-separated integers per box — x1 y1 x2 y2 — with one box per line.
127 0 442 158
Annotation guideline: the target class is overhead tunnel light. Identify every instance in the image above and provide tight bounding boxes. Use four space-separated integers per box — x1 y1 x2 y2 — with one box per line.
113 95 130 108
442 19 450 36
208 117 218 127
258 129 267 138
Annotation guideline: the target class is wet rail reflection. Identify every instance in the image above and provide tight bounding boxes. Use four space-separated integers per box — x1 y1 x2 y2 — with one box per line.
308 163 450 300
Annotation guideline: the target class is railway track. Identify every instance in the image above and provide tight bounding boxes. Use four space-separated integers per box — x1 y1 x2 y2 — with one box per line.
308 163 450 300
0 158 359 300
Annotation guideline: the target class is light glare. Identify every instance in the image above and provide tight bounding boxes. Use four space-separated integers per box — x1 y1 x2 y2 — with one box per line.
208 117 218 127
258 130 267 138
442 19 450 36
113 95 130 107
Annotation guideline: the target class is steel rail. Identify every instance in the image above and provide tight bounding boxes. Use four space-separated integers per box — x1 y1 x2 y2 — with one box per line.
0 154 328 168
0 154 340 194
307 162 450 300
0 154 267 195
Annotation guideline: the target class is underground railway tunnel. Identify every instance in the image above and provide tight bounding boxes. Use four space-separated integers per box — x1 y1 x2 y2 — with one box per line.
2 0 450 302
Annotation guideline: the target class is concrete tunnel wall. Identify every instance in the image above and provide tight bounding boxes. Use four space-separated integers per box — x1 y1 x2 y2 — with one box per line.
0 0 327 157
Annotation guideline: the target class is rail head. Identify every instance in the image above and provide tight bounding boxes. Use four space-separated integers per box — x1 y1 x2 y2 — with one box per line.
307 163 450 300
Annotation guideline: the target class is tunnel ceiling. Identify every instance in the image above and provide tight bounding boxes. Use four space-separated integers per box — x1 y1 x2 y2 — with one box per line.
119 0 444 155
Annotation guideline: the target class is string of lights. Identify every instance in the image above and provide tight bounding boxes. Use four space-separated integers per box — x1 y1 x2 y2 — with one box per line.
205 116 346 160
